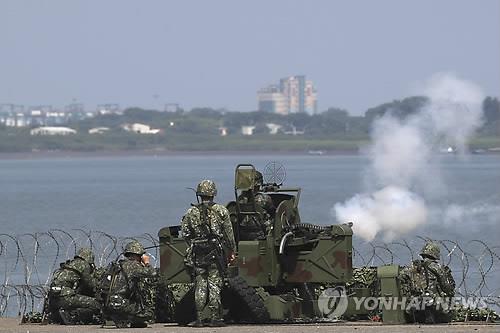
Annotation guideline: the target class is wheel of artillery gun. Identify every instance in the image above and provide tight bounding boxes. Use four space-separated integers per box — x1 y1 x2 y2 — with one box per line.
174 277 269 325
222 276 270 323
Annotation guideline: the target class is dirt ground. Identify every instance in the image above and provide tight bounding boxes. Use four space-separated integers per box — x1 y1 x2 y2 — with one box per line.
1 318 499 333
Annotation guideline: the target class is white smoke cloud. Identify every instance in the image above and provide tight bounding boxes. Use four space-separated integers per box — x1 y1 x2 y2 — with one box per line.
334 186 427 242
369 115 431 189
334 73 485 241
442 202 500 227
421 73 484 154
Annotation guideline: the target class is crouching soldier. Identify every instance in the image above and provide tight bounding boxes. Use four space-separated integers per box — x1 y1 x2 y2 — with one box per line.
402 241 455 323
48 247 101 324
102 240 156 328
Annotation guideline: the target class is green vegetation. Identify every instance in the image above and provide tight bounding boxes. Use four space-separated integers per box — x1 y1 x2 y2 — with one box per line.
1 96 498 153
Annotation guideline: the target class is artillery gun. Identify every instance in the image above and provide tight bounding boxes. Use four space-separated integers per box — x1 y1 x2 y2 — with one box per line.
158 163 354 323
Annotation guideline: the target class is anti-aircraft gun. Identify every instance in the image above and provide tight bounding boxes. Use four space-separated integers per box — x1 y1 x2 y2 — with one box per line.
157 163 353 323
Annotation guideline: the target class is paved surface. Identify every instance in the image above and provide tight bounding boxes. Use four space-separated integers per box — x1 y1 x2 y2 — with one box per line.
1 318 499 333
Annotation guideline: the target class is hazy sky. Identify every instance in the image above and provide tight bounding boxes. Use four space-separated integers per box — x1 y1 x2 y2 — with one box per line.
1 0 499 114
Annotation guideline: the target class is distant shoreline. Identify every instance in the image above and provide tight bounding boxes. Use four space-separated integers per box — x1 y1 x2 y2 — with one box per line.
0 148 499 160
0 149 361 160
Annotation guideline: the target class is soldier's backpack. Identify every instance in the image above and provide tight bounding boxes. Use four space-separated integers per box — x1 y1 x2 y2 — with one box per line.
49 259 82 295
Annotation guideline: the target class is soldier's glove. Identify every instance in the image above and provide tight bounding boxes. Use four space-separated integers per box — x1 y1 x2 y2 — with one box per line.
142 254 150 266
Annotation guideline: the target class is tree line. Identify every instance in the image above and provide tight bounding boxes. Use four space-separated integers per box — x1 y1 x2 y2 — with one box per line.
71 95 500 137
0 96 498 152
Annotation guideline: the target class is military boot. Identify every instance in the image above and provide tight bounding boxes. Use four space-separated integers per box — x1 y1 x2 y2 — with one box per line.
207 318 226 327
130 321 148 328
58 309 72 325
187 319 204 327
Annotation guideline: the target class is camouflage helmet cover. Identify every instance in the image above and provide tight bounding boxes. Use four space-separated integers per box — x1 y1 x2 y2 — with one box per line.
196 179 217 197
124 240 145 255
76 247 95 263
255 193 274 211
420 241 441 260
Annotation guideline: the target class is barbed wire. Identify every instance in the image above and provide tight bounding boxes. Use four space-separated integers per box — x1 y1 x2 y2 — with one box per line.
0 230 159 317
353 237 500 309
0 230 499 317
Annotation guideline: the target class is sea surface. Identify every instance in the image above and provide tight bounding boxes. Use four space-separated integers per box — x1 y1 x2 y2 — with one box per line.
1 153 500 316
1 153 499 242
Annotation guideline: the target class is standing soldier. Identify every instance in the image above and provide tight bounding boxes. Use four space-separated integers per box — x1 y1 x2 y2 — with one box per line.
181 179 236 327
48 247 100 324
102 240 156 328
402 241 455 323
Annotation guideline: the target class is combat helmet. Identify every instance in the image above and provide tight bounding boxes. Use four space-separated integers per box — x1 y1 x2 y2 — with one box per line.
76 247 95 263
255 193 274 212
124 240 145 256
196 179 217 197
420 241 441 260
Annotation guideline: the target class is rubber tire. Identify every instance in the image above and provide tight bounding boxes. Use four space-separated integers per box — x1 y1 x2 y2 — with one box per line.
223 276 269 323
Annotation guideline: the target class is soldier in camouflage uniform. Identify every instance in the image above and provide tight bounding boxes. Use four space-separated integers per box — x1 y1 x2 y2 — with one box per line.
238 171 275 238
102 240 156 328
402 241 455 323
181 179 236 327
48 247 100 324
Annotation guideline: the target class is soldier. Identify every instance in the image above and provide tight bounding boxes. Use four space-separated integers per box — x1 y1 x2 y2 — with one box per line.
102 240 156 328
402 241 455 323
47 247 100 324
238 171 275 238
181 179 236 327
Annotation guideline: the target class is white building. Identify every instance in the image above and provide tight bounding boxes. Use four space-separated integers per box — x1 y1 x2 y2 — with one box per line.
266 123 282 135
257 75 317 115
283 125 305 135
219 127 228 136
88 127 110 134
257 85 287 115
30 126 77 135
241 126 256 136
122 123 161 134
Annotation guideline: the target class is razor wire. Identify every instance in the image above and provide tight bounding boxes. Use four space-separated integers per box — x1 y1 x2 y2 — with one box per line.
0 230 499 317
0 230 159 317
353 237 500 310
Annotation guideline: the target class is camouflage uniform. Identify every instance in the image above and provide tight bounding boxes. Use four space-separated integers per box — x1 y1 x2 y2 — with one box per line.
238 172 275 239
48 247 100 324
103 241 156 328
401 241 455 323
181 180 236 326
255 192 274 230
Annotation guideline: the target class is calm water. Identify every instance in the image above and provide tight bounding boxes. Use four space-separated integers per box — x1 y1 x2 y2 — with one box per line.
0 153 499 243
1 153 499 316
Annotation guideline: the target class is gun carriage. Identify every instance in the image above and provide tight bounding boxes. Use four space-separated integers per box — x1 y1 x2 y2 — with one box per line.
158 163 355 323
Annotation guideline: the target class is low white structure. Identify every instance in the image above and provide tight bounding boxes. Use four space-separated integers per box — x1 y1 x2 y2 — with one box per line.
266 123 282 135
30 126 77 136
283 125 304 135
219 127 228 136
122 123 161 134
88 127 110 134
241 125 256 136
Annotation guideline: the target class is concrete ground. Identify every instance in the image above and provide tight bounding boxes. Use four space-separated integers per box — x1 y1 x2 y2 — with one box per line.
1 318 499 333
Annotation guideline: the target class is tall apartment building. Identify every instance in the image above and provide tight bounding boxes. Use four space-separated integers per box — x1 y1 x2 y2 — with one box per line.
256 85 288 115
257 75 317 115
